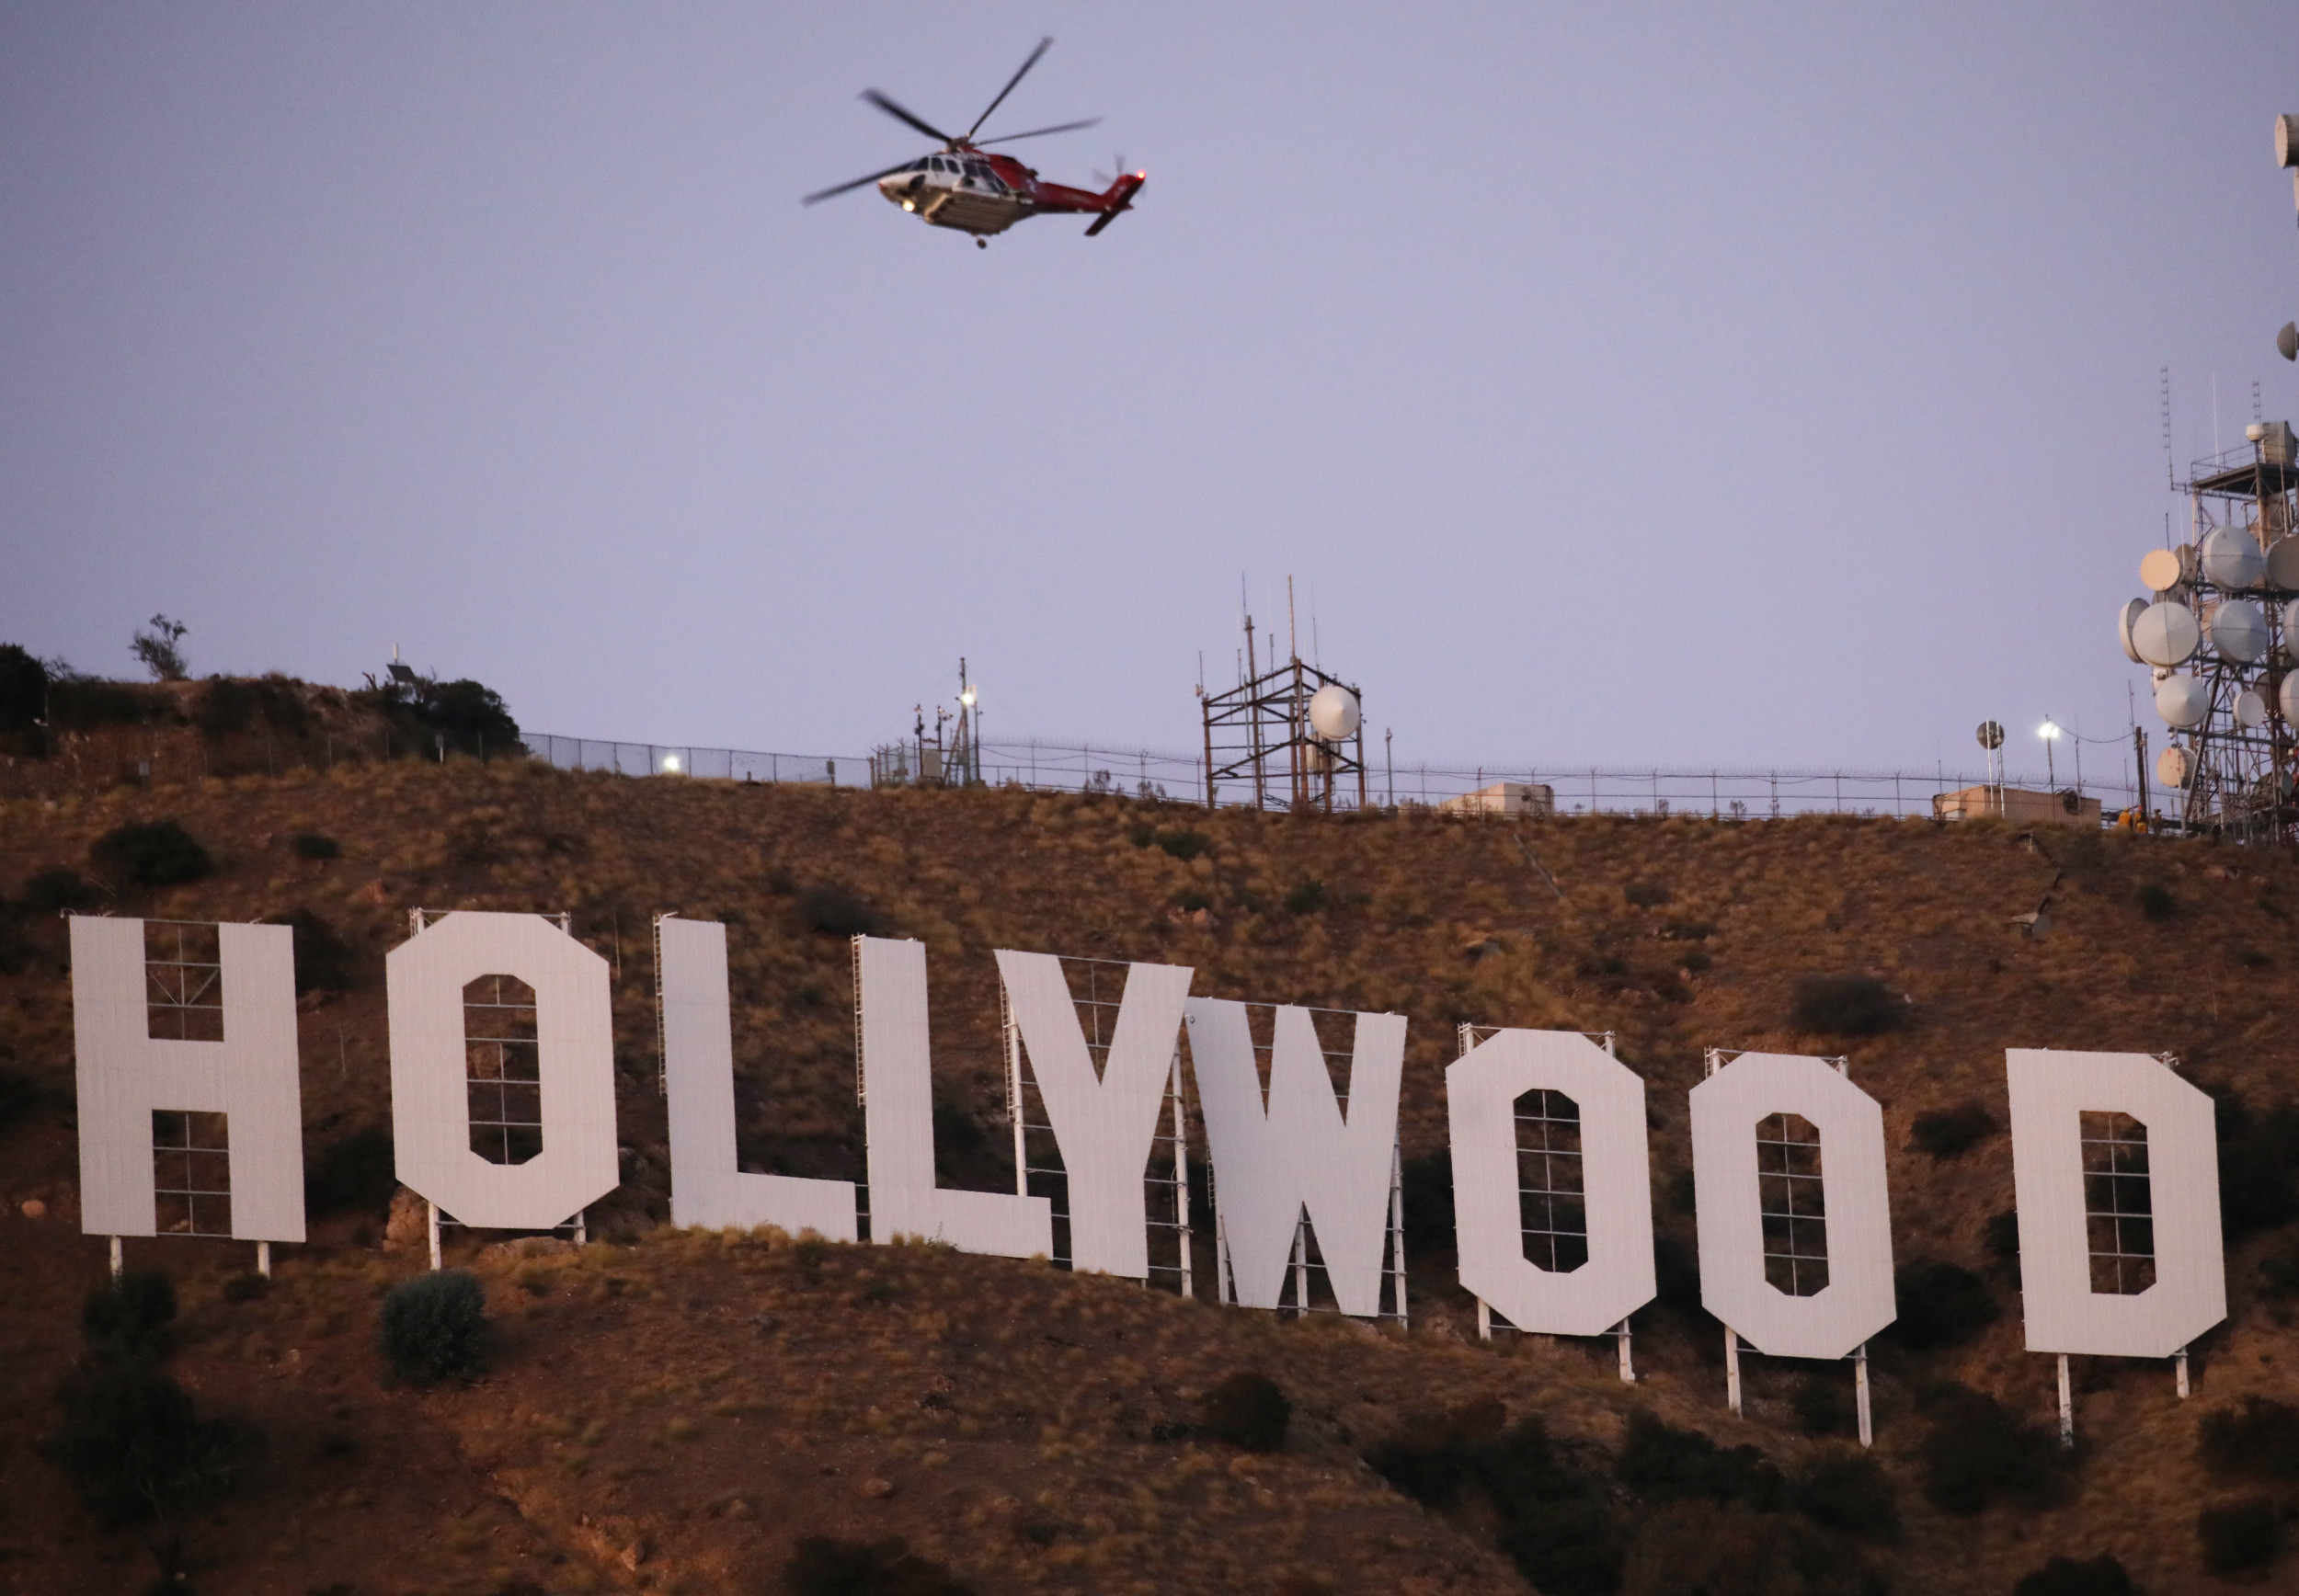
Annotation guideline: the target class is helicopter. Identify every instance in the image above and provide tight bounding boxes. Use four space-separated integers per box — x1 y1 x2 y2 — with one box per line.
802 38 1144 247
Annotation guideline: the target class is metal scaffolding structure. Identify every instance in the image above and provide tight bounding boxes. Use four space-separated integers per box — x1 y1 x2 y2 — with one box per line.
1198 608 1367 813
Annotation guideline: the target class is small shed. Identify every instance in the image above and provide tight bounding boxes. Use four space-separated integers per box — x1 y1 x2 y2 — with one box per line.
1437 781 1556 817
1932 785 2101 827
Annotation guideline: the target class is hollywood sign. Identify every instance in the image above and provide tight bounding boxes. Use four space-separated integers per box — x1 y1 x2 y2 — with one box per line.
71 911 2225 1421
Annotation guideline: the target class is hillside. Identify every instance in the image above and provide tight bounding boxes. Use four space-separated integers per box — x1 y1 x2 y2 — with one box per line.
4 754 2298 1595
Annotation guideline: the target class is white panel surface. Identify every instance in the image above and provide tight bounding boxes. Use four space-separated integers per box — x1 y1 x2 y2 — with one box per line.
1690 1052 1895 1359
72 918 306 1242
856 937 1052 1257
995 950 1193 1278
1447 1030 1654 1336
386 912 620 1230
1184 998 1406 1317
660 918 856 1240
2007 1049 2225 1357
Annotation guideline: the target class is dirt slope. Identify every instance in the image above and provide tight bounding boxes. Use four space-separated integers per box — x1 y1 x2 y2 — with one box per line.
2 758 2296 1594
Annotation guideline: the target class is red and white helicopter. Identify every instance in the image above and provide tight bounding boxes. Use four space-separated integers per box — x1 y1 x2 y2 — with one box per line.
802 38 1144 247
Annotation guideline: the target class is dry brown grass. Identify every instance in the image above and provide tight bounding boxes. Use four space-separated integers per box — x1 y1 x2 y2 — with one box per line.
3 762 2298 1590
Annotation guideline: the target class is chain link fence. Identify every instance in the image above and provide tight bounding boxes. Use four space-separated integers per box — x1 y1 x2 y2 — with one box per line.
525 731 2142 821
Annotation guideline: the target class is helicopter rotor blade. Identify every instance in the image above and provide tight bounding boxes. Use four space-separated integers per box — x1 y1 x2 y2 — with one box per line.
861 89 958 147
976 117 1102 147
966 36 1052 141
801 158 919 206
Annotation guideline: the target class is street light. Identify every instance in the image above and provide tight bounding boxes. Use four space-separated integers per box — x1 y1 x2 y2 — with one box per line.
2038 718 2062 789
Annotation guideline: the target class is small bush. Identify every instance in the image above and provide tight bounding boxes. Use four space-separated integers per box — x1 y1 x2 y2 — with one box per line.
378 1269 487 1383
2259 1240 2299 1300
1888 1260 1999 1351
796 884 881 938
82 1270 177 1364
1482 1418 1623 1596
1367 1396 1504 1506
41 1362 257 1530
2214 1089 2299 1240
0 1066 39 1129
266 906 356 994
1283 877 1327 915
1790 1371 1856 1437
781 1534 976 1596
305 1128 397 1218
2136 882 2177 921
1615 1411 1781 1510
1916 1385 2065 1514
90 820 212 888
1400 1149 1455 1255
1788 974 1902 1037
1910 1100 1996 1159
221 1272 269 1304
1153 828 1207 861
0 643 47 743
2011 1553 2135 1596
291 832 341 861
1984 1210 2022 1273
1790 1448 1898 1542
1198 1371 1289 1452
19 865 98 913
2199 1396 2299 1480
1622 882 1671 906
2197 1498 2280 1575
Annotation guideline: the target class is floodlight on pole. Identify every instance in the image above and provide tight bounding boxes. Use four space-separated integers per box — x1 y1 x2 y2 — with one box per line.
2038 718 2061 789
661 753 681 775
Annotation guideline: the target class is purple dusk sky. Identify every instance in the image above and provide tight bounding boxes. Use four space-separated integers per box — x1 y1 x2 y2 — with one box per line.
4 4 2295 786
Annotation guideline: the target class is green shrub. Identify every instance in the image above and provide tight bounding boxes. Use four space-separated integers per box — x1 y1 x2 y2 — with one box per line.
82 1270 177 1364
2197 1498 2280 1575
1910 1100 1996 1159
2259 1240 2299 1300
1481 1418 1624 1596
781 1534 976 1595
1790 1370 1856 1437
2136 882 2176 921
1400 1149 1455 1255
1153 828 1207 861
1888 1260 1998 1351
1198 1371 1289 1452
18 865 98 912
1789 1448 1898 1542
305 1128 397 1218
2011 1553 2134 1596
0 643 47 744
2213 1088 2299 1240
1283 877 1327 915
378 1269 487 1383
266 906 356 994
1916 1385 2065 1513
48 676 171 730
1984 1210 2022 1275
0 1066 40 1132
291 832 341 861
1622 882 1671 906
1366 1396 1504 1506
1616 1410 1781 1509
1788 974 1902 1037
796 884 881 938
41 1362 257 1530
221 1271 269 1304
90 820 212 887
2198 1396 2299 1480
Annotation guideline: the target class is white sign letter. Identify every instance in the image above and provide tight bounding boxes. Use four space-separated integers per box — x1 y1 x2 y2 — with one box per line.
1448 1029 1654 1337
2007 1049 2225 1357
661 918 856 1240
996 951 1193 1279
856 937 1052 1257
386 912 619 1230
72 917 305 1242
1184 998 1404 1317
1691 1052 1894 1359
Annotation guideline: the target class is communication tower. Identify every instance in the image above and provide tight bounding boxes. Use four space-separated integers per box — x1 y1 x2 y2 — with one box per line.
1198 581 1367 812
870 659 983 789
2121 421 2299 843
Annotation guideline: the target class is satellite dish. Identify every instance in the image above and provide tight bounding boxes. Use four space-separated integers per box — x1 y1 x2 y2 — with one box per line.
2130 600 2202 667
1307 683 1361 742
2286 598 2299 663
2116 598 2148 663
2155 674 2210 728
2267 539 2299 592
1975 720 2005 750
2210 598 2270 663
2283 673 2299 724
2177 542 2201 584
2201 525 2266 588
2139 548 2184 593
2156 746 2193 789
2281 321 2298 363
2236 688 2270 729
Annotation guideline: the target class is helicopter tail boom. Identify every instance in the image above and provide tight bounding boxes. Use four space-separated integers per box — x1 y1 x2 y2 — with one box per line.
1081 173 1146 236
